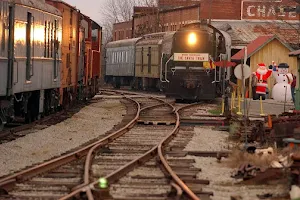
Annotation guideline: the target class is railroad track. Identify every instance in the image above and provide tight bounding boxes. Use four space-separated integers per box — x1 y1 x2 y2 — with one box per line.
0 94 197 200
0 90 229 200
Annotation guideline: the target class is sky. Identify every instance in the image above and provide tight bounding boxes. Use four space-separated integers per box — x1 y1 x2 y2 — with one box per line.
63 0 104 23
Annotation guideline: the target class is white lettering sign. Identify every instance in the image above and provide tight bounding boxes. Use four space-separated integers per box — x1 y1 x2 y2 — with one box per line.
244 3 298 20
174 53 209 62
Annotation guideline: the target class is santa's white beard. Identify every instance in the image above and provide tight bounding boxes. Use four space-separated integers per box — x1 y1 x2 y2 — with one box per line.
257 67 267 75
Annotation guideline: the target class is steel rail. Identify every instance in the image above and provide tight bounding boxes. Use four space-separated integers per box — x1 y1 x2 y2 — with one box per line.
83 102 170 200
60 98 199 200
61 102 173 200
0 97 140 192
157 107 200 200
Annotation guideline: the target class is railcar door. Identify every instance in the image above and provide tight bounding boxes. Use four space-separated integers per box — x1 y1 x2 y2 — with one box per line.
77 28 85 100
7 4 14 96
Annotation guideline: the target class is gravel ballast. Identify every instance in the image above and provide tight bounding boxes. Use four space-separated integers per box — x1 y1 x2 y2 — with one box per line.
0 100 126 177
184 127 288 200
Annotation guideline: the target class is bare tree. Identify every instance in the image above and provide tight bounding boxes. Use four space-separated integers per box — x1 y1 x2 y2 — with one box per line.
100 0 159 43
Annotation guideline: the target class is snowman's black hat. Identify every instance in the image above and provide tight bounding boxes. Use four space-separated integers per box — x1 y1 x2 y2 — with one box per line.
278 63 289 68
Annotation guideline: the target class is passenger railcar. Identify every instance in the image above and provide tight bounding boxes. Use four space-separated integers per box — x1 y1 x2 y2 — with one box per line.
134 32 175 90
105 37 141 88
0 0 62 128
0 0 102 130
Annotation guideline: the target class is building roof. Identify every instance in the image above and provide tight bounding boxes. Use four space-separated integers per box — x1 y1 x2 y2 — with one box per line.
289 49 300 57
231 35 294 60
212 20 300 50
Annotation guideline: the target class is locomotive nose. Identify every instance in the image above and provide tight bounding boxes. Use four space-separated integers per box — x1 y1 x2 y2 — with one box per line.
185 80 197 89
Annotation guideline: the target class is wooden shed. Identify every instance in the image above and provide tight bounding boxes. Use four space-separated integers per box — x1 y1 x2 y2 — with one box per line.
232 35 297 98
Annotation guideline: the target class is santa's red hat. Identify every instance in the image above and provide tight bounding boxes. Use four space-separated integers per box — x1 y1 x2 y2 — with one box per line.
258 63 266 67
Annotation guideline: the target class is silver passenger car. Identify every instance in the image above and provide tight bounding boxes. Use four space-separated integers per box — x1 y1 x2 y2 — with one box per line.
0 0 62 127
106 37 141 77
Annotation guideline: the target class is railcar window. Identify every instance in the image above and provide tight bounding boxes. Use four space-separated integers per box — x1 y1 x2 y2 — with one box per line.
1 22 5 52
148 47 151 73
141 47 144 72
54 19 58 79
70 10 73 28
26 12 32 81
50 22 53 58
44 21 47 57
67 53 70 68
47 21 50 58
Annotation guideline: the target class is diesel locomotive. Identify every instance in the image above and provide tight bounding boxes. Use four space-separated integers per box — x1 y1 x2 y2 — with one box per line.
105 21 231 101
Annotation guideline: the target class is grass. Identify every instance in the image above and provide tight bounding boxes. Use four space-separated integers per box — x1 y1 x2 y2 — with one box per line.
208 106 222 115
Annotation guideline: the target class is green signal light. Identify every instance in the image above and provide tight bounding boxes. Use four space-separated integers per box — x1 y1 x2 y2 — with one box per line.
98 178 108 189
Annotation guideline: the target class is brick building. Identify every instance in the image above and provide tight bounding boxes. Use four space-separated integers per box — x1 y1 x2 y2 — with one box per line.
112 0 300 49
113 21 133 41
158 0 201 8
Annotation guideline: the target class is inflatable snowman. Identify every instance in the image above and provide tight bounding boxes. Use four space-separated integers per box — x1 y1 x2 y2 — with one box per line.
272 62 293 102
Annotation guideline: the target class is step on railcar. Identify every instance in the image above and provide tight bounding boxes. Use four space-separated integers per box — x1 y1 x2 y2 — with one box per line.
0 0 62 129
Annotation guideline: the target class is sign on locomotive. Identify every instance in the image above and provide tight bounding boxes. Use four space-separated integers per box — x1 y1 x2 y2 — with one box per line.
174 53 209 62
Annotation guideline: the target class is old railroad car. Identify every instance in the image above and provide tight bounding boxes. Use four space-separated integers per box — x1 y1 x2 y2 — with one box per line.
0 0 62 128
46 0 80 107
135 32 175 90
105 37 141 88
91 21 102 96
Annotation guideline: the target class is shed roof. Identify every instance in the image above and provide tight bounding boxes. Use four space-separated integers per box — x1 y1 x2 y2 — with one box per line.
289 49 300 57
231 35 294 60
212 20 300 49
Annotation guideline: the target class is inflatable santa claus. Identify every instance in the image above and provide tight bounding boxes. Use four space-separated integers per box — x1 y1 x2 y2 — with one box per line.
253 63 272 100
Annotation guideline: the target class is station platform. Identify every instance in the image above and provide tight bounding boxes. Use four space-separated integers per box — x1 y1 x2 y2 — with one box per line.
231 98 294 116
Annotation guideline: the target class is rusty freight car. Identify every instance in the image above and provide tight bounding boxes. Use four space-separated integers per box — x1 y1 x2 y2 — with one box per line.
91 21 102 96
46 0 80 108
80 14 101 99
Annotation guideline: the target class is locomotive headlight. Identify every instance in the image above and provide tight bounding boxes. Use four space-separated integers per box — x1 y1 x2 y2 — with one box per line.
188 32 197 46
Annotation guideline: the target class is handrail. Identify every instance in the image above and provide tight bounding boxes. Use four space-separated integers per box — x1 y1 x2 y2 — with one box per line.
160 53 166 83
165 55 173 83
